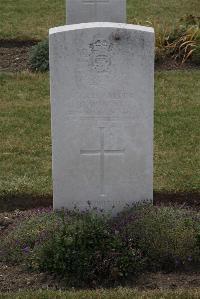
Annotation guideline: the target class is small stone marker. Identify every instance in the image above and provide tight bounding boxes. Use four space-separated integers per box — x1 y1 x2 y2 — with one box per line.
66 0 126 24
49 23 154 213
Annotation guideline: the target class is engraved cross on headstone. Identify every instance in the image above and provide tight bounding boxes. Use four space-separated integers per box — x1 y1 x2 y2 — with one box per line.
80 127 125 197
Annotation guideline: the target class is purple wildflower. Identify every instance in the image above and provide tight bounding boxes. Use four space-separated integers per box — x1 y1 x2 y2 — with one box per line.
22 246 30 254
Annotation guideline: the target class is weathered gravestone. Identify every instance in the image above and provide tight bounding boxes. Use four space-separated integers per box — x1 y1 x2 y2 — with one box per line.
49 23 154 213
66 0 126 24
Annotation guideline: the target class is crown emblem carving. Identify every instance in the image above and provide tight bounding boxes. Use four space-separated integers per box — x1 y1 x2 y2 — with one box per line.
90 39 112 52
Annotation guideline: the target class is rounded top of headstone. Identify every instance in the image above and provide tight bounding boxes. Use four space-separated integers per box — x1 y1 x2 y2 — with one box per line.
49 22 154 35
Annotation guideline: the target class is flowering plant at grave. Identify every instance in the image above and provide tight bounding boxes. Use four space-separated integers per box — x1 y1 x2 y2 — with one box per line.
121 204 200 271
0 208 59 264
29 211 145 286
1 203 200 287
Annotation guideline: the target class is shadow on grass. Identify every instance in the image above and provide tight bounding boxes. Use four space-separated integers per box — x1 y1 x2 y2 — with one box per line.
0 39 39 48
0 194 52 212
0 191 199 213
154 191 200 209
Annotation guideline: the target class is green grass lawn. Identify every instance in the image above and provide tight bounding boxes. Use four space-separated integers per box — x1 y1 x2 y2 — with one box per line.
1 289 200 299
0 73 52 208
127 0 200 25
0 70 199 209
154 70 200 193
0 0 199 40
0 0 65 40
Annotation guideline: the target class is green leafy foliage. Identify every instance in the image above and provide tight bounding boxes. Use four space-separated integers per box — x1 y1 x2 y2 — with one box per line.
29 39 49 72
0 209 60 263
32 212 144 286
1 205 200 287
124 205 200 271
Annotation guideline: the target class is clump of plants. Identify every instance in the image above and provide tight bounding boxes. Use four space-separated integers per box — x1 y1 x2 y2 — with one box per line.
0 208 60 263
169 25 200 64
134 15 200 64
117 204 200 271
1 204 200 287
0 208 145 286
31 212 144 286
191 43 200 64
153 15 200 63
29 39 49 72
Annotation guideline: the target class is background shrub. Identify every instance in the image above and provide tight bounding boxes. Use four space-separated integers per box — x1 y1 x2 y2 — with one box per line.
151 15 200 63
154 23 172 62
169 25 200 63
191 43 200 64
29 39 49 72
28 16 200 69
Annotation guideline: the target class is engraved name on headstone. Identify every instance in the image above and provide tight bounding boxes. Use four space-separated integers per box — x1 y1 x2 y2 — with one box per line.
66 0 126 24
49 23 154 213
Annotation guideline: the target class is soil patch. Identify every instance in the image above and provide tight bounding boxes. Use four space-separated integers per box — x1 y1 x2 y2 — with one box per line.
1 261 200 292
0 39 200 73
0 40 38 72
154 191 200 210
155 58 200 71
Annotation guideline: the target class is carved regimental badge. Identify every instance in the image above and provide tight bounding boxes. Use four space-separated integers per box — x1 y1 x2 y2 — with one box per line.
89 39 112 72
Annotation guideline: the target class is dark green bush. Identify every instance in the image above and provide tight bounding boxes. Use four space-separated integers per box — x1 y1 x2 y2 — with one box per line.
29 39 49 72
31 212 144 286
123 205 200 271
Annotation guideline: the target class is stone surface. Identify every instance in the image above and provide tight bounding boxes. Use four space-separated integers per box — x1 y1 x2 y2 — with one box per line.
49 23 154 213
66 0 126 24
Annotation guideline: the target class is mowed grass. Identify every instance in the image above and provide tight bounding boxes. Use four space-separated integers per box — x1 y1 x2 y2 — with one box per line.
0 0 65 40
154 70 200 193
0 0 200 40
127 0 200 24
0 70 199 208
0 73 52 207
1 289 200 299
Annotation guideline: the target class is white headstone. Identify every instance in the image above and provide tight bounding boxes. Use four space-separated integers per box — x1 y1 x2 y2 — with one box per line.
49 23 154 213
67 0 126 24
